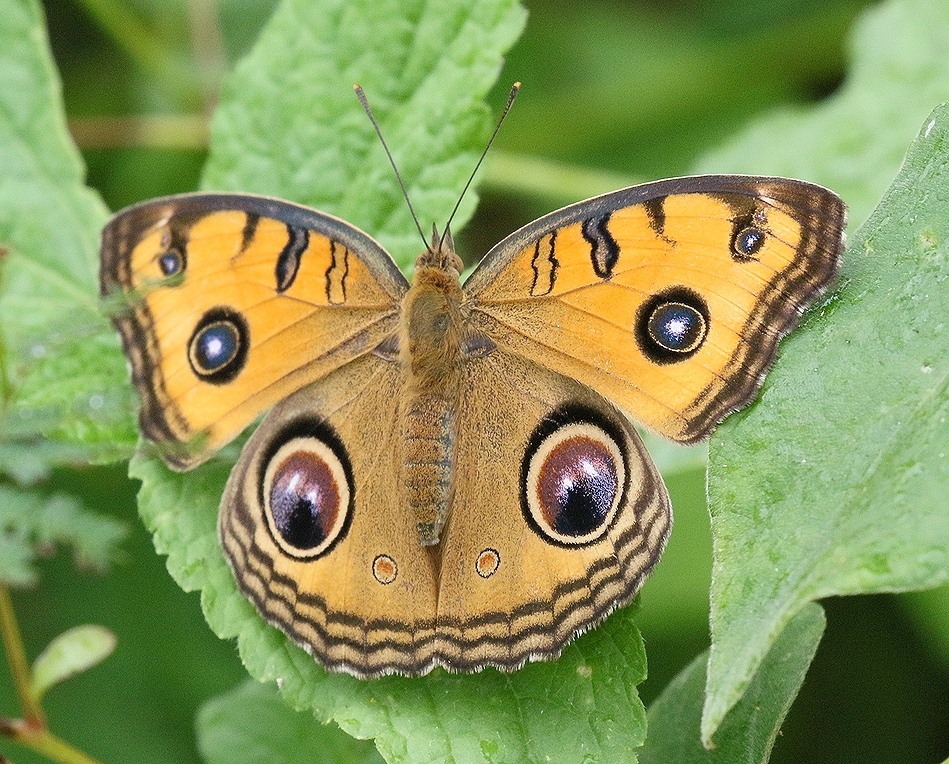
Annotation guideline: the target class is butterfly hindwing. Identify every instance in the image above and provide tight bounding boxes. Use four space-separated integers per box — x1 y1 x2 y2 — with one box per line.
435 349 670 671
218 352 440 678
218 346 669 676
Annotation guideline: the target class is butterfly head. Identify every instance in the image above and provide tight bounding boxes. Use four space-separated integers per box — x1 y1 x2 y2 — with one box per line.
416 223 463 276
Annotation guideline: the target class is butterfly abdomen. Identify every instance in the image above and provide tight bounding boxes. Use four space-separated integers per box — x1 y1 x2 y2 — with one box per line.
402 393 457 545
400 263 467 546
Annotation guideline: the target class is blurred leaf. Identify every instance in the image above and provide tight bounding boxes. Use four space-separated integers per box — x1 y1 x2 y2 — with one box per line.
5 463 248 764
0 0 138 466
900 585 949 670
0 431 93 484
634 466 711 641
640 433 708 478
695 0 949 229
0 484 127 587
29 623 117 701
702 104 949 742
71 0 207 110
201 0 526 267
0 532 35 589
197 680 384 764
498 1 865 181
640 603 825 764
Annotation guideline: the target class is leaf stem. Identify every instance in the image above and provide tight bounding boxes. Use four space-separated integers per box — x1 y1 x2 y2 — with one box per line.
0 586 43 725
0 589 107 764
13 728 106 764
68 115 210 150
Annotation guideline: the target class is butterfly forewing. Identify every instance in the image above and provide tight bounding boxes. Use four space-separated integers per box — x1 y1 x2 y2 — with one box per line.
464 175 846 443
100 193 409 468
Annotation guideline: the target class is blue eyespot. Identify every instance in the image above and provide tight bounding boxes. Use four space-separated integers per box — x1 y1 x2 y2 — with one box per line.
637 289 709 364
194 323 238 370
158 250 184 276
188 308 249 383
647 302 706 353
733 227 765 259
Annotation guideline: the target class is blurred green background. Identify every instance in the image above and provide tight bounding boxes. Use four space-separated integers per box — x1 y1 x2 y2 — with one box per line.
3 0 948 762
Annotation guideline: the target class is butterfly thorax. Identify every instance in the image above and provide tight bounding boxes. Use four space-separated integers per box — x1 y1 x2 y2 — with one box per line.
403 244 466 395
399 230 485 547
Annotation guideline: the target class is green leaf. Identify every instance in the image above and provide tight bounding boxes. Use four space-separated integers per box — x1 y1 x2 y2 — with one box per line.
29 624 117 701
133 452 649 764
639 433 707 478
640 603 825 764
702 103 949 743
202 0 527 266
197 681 384 764
695 0 949 230
0 0 138 464
0 431 94 484
0 484 127 587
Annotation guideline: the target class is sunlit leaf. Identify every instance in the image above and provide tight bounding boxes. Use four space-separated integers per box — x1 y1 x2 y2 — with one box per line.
702 103 949 742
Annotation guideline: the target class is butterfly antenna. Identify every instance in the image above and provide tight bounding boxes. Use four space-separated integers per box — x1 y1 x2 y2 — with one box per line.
354 85 429 251
443 82 521 236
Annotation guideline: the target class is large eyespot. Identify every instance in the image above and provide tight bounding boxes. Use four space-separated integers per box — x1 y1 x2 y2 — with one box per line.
261 424 354 560
521 407 628 546
636 288 709 364
188 308 249 384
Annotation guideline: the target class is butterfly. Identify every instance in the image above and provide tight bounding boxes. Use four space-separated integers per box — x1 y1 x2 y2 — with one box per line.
100 165 845 678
